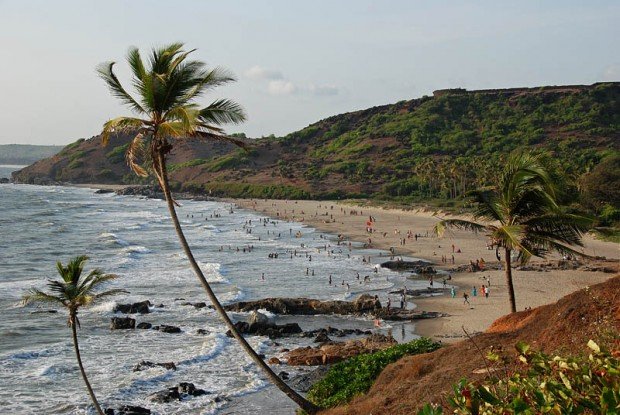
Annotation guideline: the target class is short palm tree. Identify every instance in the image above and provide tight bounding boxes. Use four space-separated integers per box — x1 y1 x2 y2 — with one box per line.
97 43 319 414
22 256 125 415
434 151 593 313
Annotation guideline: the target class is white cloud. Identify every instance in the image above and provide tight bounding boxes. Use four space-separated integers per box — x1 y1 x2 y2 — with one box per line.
268 80 297 95
601 64 620 81
244 65 283 80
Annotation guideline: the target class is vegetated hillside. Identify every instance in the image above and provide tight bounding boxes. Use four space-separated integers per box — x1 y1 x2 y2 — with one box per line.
320 275 620 415
0 144 64 165
13 82 620 203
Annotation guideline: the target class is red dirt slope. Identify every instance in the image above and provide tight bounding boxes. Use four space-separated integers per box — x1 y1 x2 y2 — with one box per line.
321 275 620 415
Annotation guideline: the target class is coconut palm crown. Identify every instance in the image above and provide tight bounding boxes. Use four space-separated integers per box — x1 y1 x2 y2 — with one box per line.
435 151 593 313
98 44 320 413
23 255 125 415
97 42 246 189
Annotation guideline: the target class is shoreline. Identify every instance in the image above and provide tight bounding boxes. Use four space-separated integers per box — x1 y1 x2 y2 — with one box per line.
19 182 620 342
232 198 619 343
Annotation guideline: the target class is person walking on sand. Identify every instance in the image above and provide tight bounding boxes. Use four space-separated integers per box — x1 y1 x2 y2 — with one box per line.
472 286 477 297
463 292 470 305
450 286 456 298
485 286 490 298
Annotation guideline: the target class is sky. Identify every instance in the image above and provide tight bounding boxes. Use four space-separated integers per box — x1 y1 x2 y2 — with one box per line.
0 0 618 145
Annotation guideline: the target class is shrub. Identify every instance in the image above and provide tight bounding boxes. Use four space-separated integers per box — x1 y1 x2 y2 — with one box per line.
308 338 440 408
418 340 620 414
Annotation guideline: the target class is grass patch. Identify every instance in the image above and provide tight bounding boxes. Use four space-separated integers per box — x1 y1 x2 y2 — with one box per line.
308 338 440 408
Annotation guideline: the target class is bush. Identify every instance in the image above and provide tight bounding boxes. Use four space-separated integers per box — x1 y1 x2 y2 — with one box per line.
418 340 620 414
308 338 440 408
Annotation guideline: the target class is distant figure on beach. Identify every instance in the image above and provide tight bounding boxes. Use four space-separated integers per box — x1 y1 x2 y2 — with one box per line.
463 292 470 305
472 286 477 297
485 286 490 298
261 273 265 281
386 297 391 313
450 286 456 298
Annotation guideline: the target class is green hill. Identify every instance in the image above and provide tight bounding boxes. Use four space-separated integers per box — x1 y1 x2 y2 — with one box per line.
0 144 64 165
13 82 620 208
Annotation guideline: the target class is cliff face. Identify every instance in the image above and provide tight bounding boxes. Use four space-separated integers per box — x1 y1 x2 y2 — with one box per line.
13 82 620 200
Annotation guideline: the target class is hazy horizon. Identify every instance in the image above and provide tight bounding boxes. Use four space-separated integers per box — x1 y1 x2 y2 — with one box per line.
1 0 618 145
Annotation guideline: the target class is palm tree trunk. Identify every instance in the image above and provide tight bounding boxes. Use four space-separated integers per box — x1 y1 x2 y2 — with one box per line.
71 318 105 415
504 248 517 313
156 151 319 414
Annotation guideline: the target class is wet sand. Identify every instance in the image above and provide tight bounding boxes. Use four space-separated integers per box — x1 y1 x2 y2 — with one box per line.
234 198 619 343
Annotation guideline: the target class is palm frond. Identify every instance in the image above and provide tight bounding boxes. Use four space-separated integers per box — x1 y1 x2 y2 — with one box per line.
22 289 65 307
101 117 146 146
434 218 488 237
199 99 246 126
471 189 503 223
126 132 149 177
96 62 145 115
183 67 237 102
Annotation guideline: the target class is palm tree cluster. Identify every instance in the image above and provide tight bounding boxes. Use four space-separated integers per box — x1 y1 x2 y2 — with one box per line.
435 151 592 313
23 256 125 415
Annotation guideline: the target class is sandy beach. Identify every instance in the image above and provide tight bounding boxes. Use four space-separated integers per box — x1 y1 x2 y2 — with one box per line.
234 198 619 343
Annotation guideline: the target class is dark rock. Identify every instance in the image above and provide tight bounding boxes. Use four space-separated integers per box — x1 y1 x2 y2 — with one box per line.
95 189 113 194
289 365 332 392
314 331 332 343
110 317 135 330
224 294 381 316
0 178 9 184
148 383 207 403
157 325 181 334
196 329 210 335
136 322 152 330
116 186 164 199
114 301 151 314
381 260 435 273
133 360 176 371
258 353 266 359
178 382 207 396
268 357 281 364
148 387 180 403
193 302 207 309
225 321 302 339
114 406 151 415
278 371 290 380
30 309 58 314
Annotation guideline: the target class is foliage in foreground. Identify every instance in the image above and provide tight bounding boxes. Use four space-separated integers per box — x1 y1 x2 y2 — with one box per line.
307 337 440 408
417 340 620 415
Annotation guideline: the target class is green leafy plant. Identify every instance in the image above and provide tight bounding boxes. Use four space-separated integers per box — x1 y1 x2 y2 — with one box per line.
423 340 620 414
308 338 440 408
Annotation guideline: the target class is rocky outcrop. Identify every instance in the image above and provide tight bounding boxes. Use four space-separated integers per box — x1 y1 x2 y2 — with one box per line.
289 365 332 392
114 301 151 314
147 383 207 403
105 405 151 415
155 324 181 334
136 322 152 329
110 317 135 330
286 333 397 366
133 361 176 372
116 186 164 199
381 260 436 274
224 294 381 316
225 321 302 339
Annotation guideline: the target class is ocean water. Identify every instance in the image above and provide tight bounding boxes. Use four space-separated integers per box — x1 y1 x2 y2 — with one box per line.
0 183 428 414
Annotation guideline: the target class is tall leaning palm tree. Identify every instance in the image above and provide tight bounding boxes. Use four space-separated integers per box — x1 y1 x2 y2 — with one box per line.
22 256 125 415
434 151 593 313
97 43 319 414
